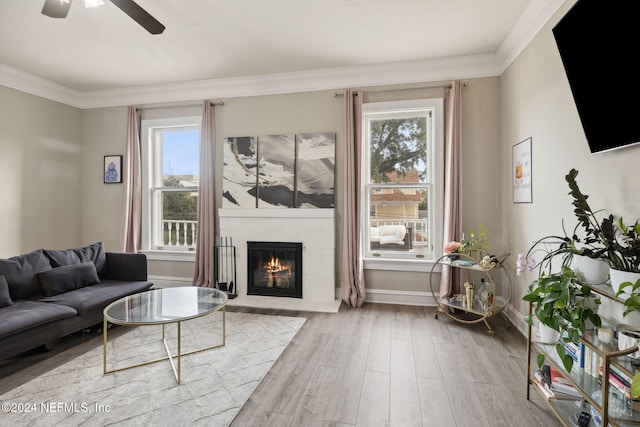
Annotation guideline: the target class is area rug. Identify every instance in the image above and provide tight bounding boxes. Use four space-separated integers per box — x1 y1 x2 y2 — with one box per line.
0 312 306 427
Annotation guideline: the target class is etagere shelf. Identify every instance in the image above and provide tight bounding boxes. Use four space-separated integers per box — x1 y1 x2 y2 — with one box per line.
526 282 640 427
429 253 512 335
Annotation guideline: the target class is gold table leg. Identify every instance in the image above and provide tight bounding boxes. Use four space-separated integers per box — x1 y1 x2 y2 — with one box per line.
103 305 226 384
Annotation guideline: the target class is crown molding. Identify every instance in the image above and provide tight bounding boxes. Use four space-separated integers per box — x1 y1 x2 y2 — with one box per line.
497 0 566 72
1 0 565 109
1 54 500 109
74 54 501 109
0 63 82 106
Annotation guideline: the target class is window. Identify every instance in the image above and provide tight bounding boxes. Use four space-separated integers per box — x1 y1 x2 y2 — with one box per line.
362 99 443 270
141 116 201 254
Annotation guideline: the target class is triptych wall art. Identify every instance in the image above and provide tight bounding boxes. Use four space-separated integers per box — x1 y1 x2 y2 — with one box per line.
223 132 335 209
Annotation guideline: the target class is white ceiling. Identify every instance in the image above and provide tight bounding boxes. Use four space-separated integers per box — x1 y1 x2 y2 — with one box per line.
0 0 565 107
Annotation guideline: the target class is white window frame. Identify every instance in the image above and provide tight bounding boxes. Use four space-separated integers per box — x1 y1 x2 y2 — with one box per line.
362 98 444 272
140 116 201 261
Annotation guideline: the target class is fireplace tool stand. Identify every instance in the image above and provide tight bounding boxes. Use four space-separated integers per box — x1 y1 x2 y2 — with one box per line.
215 236 237 299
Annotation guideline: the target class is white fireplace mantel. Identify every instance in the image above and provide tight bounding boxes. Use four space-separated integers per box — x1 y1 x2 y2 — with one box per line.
218 208 339 312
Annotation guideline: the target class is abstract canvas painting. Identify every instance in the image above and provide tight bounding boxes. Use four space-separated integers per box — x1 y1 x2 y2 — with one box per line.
296 133 335 208
222 136 257 208
222 132 336 209
257 134 296 208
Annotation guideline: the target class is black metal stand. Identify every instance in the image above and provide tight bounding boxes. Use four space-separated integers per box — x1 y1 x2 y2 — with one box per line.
215 236 237 299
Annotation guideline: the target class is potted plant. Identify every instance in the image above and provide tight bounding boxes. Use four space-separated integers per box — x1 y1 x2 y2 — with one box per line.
442 225 490 262
523 266 601 372
566 169 640 290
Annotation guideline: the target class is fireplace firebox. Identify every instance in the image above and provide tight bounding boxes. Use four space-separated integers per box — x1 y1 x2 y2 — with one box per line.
247 241 302 298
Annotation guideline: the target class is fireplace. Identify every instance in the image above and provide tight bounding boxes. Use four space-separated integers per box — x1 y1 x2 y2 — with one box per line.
247 241 302 298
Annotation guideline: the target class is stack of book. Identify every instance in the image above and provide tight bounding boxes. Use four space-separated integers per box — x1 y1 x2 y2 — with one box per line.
533 364 582 399
598 364 639 412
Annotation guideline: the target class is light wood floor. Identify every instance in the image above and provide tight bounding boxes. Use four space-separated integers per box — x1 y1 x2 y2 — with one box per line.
0 303 561 426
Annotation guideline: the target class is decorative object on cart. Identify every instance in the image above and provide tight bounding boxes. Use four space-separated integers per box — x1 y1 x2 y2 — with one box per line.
215 236 237 299
442 225 490 262
522 266 601 372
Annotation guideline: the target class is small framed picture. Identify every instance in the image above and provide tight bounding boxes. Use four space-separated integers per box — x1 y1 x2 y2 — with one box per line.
512 138 532 203
104 155 123 184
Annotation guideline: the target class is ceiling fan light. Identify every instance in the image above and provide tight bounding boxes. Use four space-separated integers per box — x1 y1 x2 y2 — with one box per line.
84 0 105 7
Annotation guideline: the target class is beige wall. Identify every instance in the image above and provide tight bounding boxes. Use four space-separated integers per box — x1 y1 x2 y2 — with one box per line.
502 0 640 328
0 86 82 256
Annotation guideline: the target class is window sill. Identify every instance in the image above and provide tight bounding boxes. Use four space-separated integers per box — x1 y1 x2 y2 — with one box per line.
363 257 441 273
140 250 196 262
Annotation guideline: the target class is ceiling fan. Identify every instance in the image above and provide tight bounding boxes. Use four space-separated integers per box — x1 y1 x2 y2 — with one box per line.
41 0 165 35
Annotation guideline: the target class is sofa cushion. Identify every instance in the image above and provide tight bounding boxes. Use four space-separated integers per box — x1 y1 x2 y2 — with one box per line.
0 276 14 308
45 242 107 277
40 280 153 315
37 262 101 297
0 249 52 300
377 225 406 245
0 300 77 339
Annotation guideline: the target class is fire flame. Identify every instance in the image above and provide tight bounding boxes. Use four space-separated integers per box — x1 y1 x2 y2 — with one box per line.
264 256 291 275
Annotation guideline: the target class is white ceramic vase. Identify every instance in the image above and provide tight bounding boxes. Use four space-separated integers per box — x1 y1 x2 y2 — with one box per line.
571 255 609 285
538 323 561 344
609 268 640 298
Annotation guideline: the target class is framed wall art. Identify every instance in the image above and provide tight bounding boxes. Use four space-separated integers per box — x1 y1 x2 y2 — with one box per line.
512 138 532 203
104 155 123 184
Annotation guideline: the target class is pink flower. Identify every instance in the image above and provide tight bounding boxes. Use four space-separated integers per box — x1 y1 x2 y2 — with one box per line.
516 253 537 276
443 241 461 254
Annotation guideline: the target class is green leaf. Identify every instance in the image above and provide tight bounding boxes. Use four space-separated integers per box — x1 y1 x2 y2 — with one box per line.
632 373 640 399
537 353 546 369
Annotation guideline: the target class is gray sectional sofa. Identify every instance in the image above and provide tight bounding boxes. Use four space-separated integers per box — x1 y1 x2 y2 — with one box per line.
0 242 153 360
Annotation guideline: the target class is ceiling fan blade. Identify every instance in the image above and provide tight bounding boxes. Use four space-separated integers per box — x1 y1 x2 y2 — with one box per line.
42 0 73 19
109 0 165 35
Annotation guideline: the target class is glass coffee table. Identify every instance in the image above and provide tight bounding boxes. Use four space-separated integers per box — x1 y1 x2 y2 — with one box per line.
103 287 228 384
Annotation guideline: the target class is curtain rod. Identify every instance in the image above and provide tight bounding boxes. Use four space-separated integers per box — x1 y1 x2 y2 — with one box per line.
333 82 468 97
138 101 224 110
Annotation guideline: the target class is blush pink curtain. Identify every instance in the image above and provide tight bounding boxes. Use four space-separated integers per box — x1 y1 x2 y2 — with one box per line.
439 81 464 299
120 106 142 253
193 101 217 287
340 89 366 307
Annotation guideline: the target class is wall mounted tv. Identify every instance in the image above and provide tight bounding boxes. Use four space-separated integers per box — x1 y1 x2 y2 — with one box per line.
552 0 639 154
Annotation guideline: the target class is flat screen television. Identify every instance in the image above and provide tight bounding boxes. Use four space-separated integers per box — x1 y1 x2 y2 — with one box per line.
552 0 640 154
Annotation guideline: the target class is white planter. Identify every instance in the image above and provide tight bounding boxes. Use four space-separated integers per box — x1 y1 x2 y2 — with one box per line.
571 255 609 285
618 329 640 359
599 297 640 328
538 323 561 344
609 268 640 298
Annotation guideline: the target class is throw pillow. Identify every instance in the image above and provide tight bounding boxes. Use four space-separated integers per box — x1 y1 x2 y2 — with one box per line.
37 262 101 297
45 242 107 277
0 249 52 300
0 276 13 308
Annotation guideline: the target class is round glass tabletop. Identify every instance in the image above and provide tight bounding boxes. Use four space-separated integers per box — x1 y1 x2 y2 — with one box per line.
104 287 228 325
